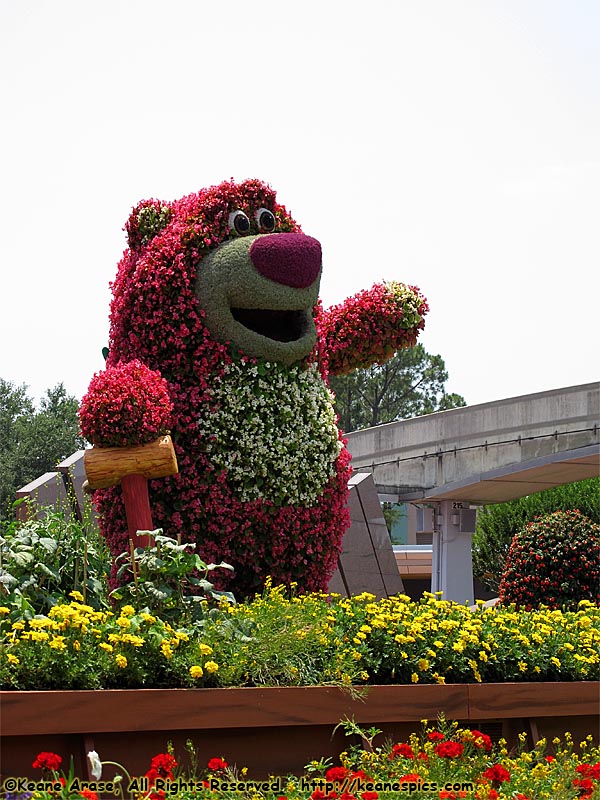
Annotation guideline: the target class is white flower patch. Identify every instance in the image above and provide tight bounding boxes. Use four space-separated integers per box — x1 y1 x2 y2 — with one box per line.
198 361 342 506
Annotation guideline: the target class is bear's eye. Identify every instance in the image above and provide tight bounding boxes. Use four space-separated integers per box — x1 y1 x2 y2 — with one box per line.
255 208 276 232
229 210 251 236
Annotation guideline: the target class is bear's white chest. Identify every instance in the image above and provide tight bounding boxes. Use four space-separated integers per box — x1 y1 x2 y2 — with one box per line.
197 361 341 507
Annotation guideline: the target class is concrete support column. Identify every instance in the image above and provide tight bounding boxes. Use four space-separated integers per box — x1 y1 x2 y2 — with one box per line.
431 500 475 605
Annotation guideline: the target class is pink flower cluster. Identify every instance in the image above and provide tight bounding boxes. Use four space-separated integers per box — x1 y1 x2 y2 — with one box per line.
79 359 173 448
317 283 428 376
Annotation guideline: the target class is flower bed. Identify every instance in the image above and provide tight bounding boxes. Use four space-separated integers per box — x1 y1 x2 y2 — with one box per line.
1 581 599 788
2 590 599 690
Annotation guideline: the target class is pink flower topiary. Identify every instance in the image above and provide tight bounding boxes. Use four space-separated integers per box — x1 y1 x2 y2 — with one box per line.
79 360 173 448
82 178 427 598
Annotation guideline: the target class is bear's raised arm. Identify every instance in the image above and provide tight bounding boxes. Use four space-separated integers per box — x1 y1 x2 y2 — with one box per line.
316 282 429 376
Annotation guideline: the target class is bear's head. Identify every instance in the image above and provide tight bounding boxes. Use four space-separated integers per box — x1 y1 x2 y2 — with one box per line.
109 178 323 375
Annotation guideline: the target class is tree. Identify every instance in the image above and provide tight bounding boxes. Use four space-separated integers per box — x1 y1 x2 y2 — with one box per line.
498 510 600 610
472 478 600 592
329 344 466 432
0 380 85 522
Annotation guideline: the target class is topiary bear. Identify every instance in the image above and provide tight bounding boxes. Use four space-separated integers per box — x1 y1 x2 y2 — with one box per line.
80 178 428 598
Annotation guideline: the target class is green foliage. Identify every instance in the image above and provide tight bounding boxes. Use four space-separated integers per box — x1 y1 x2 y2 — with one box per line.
472 477 600 591
110 531 235 624
0 379 85 522
0 506 110 615
499 509 600 610
329 344 466 432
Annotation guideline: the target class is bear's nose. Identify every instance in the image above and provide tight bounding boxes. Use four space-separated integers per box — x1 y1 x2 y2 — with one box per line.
249 233 321 289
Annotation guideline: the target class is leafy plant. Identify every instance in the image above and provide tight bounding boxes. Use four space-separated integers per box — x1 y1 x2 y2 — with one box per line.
0 505 109 613
499 509 600 610
110 531 235 624
472 477 600 591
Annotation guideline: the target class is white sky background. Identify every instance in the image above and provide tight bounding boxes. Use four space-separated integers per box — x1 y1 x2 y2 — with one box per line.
1 0 598 410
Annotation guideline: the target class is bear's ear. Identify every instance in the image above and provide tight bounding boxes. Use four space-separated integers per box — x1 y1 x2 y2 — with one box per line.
125 199 173 250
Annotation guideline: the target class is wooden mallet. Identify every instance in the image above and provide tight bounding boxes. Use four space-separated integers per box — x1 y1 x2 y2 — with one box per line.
83 435 178 548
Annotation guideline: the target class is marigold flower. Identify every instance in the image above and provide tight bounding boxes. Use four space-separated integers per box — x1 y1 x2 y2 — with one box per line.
115 654 127 668
434 741 464 759
482 764 511 783
32 751 62 770
325 766 350 781
189 665 204 678
207 757 228 771
204 660 219 673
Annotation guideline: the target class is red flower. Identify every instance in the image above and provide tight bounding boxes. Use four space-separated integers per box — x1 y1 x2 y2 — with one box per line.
207 757 228 771
326 767 351 782
428 731 445 741
390 742 415 759
434 741 464 759
399 774 421 782
577 763 600 780
482 764 511 784
148 752 178 778
32 751 62 770
468 729 493 752
361 793 378 800
573 777 595 799
80 790 98 800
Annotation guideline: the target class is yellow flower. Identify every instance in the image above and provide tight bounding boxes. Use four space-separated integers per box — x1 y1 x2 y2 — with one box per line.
73 640 81 651
69 591 85 602
116 617 131 629
115 654 127 668
120 605 136 617
49 637 66 650
189 665 204 679
119 634 145 647
411 672 419 683
141 613 156 624
204 660 219 674
99 642 113 653
161 642 173 660
7 653 19 665
198 643 213 656
0 606 10 614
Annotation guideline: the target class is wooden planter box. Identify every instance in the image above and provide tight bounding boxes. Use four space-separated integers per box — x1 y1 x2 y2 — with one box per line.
1 683 598 780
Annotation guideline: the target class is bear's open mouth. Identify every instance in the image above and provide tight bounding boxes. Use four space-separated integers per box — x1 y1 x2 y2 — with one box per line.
231 308 308 343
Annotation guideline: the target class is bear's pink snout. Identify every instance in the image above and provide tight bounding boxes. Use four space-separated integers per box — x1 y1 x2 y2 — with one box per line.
249 233 321 289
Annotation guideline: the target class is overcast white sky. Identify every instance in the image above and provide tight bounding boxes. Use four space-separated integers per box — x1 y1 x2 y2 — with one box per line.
1 1 598 410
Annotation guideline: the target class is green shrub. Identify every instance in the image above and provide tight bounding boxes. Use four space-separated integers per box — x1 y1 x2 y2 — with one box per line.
472 477 600 591
0 505 110 614
498 509 600 610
